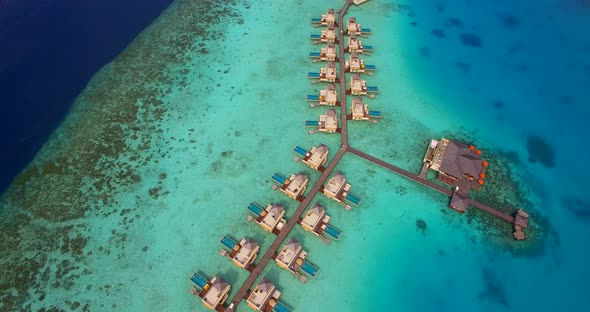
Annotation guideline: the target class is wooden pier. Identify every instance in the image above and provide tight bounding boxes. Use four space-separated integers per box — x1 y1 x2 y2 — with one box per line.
222 1 523 310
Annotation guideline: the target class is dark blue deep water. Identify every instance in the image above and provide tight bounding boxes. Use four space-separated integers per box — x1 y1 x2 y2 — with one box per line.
0 0 173 193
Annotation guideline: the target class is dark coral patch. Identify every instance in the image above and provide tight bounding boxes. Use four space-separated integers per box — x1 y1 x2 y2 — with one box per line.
460 33 482 47
419 46 430 58
431 29 445 38
526 135 556 168
478 267 509 306
416 219 427 233
561 197 590 220
444 17 463 28
493 100 505 110
456 62 470 75
497 14 520 29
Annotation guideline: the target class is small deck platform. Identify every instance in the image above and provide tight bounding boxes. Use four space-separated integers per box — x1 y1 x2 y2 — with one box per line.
308 61 339 83
299 203 342 244
348 97 381 122
311 8 337 27
308 83 339 107
189 272 231 311
274 238 320 282
321 172 362 210
246 202 288 234
219 235 260 270
347 74 378 98
306 109 340 134
271 172 309 202
345 52 375 74
293 144 329 171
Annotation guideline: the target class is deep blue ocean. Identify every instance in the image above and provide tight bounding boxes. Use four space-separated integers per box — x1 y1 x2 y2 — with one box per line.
0 0 173 193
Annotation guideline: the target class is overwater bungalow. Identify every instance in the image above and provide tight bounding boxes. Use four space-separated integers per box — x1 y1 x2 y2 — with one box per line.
513 209 529 240
189 272 231 311
293 144 329 171
310 25 338 44
305 108 340 134
347 74 378 97
271 172 309 202
299 203 342 243
246 278 292 312
311 8 337 27
307 83 339 107
345 33 374 54
345 52 376 74
346 17 371 36
422 138 489 192
309 42 338 62
274 238 319 282
348 97 382 122
321 172 362 210
219 235 259 271
246 202 288 234
308 61 338 83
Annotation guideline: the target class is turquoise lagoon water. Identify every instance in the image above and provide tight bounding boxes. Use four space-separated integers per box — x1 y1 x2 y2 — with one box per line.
1 0 589 311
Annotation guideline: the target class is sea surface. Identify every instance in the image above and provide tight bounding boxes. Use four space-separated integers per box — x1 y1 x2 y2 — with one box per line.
0 0 174 193
1 0 590 311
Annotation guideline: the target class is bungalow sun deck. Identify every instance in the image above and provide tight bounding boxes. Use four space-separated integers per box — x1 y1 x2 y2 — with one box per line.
345 33 374 55
246 202 288 234
348 97 381 122
299 203 342 244
345 52 376 74
271 172 309 202
308 61 339 83
246 278 292 312
347 74 378 98
293 144 329 172
309 42 339 62
307 83 339 107
274 238 320 282
189 272 231 311
346 17 371 36
310 25 338 44
321 172 362 210
305 108 340 134
219 235 260 271
311 8 337 27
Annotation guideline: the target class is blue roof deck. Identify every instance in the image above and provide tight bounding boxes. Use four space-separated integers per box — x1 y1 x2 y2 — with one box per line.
363 45 374 51
293 146 308 157
190 272 208 289
311 17 321 23
247 202 264 216
307 94 320 101
300 260 319 277
366 86 379 92
361 27 371 33
369 110 382 118
308 72 320 78
274 301 293 312
309 52 320 57
324 224 342 240
305 120 319 127
345 193 362 206
364 64 376 70
272 172 288 185
220 235 237 250
310 34 321 39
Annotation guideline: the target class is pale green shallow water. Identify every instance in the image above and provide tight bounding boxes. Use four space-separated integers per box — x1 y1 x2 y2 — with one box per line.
1 0 582 311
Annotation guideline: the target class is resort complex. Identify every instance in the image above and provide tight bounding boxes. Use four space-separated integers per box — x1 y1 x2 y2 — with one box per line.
191 1 532 311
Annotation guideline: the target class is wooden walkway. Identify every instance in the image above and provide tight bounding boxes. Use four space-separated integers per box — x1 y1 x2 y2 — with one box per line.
338 0 352 147
348 147 452 196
